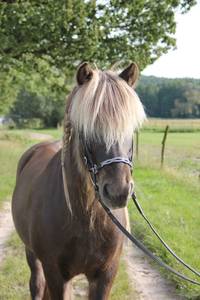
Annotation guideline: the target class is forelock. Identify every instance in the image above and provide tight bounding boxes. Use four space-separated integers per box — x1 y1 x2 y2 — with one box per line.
69 69 146 150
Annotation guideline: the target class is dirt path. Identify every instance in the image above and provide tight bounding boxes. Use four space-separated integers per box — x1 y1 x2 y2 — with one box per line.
28 132 53 141
0 201 14 264
125 244 185 300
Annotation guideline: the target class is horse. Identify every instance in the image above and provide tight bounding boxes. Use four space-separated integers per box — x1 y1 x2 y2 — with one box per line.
12 62 146 300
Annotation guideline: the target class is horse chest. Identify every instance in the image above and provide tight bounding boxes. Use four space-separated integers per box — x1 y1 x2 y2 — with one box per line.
59 226 121 278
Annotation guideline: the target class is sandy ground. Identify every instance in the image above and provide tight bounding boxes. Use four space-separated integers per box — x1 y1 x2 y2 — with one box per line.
124 243 185 300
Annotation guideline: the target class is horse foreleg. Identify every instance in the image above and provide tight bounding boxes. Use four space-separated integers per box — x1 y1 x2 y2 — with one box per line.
42 261 66 300
25 247 47 300
88 262 119 300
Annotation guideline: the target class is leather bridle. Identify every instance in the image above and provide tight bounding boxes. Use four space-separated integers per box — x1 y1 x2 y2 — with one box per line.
83 138 133 191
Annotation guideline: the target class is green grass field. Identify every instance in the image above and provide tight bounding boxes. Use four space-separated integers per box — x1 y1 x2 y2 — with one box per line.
136 130 200 182
143 118 200 132
0 131 36 208
129 165 200 299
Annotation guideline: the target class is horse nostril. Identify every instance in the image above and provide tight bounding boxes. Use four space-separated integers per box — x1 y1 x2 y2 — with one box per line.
103 184 110 199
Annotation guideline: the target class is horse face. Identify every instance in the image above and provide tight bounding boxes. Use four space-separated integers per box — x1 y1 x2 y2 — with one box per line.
84 137 134 209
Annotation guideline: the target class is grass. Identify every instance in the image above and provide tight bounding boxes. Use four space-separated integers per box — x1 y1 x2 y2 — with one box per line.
0 128 62 207
0 130 35 208
143 118 200 132
0 234 30 300
0 129 134 300
136 130 200 181
129 165 200 299
111 259 136 300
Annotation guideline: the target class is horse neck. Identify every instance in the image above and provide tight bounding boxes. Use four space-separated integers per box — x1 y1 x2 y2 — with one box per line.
63 135 109 232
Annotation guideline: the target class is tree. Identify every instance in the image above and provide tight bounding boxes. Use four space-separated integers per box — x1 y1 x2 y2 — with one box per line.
0 55 70 115
136 76 200 118
0 0 196 70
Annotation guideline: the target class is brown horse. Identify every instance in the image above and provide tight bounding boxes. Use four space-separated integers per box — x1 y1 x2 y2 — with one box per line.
12 62 146 299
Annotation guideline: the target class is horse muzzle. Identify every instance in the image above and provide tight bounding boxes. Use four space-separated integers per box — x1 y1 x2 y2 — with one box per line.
101 181 133 209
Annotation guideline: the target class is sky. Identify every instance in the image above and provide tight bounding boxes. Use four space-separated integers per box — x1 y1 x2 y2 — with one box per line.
142 0 200 79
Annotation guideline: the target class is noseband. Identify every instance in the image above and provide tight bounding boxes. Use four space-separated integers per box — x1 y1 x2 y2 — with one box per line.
83 140 133 191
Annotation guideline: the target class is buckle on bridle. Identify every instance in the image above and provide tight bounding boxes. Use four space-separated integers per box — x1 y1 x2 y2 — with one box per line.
89 164 98 175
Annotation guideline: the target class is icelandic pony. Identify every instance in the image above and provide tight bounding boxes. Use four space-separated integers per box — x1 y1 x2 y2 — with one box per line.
12 62 146 299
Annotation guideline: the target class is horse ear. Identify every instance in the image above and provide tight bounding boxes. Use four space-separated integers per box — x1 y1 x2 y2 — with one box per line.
119 63 139 88
77 62 93 85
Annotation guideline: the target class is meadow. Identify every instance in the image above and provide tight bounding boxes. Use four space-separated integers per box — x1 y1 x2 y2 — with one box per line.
0 119 200 299
131 119 200 299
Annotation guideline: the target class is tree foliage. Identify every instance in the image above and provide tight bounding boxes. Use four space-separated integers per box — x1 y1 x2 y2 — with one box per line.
0 55 70 115
0 0 196 70
9 89 65 127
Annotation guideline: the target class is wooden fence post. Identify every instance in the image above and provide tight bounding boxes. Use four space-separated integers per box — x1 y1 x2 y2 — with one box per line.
161 125 169 168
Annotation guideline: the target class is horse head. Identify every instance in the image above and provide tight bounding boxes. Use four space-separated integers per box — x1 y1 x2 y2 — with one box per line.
67 62 146 209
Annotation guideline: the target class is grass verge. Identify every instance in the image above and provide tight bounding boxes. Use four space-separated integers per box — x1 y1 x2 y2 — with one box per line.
129 165 200 299
136 130 200 181
0 130 35 208
143 118 200 132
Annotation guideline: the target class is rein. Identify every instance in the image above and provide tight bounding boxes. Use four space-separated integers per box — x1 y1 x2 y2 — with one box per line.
61 136 200 286
82 147 200 286
99 196 200 286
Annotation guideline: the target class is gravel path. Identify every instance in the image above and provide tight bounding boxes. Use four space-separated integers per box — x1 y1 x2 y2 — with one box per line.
0 201 14 264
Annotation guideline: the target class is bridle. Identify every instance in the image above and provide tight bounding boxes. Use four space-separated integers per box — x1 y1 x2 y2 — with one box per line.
83 139 133 191
81 137 200 286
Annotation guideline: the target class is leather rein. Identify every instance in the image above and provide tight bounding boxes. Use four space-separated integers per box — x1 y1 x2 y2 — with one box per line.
61 136 200 286
82 142 200 286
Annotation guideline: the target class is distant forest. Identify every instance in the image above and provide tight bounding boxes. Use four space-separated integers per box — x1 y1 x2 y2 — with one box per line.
136 76 200 118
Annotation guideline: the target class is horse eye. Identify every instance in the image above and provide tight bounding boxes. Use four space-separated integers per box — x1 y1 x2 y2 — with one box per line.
86 142 93 154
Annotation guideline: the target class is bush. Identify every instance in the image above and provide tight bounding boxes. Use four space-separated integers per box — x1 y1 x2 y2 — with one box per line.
8 89 65 128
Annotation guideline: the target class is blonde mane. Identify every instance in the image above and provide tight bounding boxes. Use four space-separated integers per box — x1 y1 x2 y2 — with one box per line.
69 69 146 150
